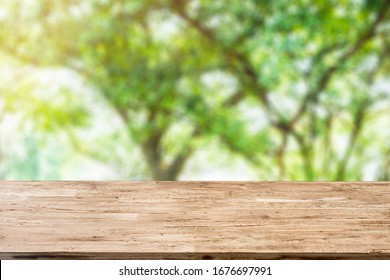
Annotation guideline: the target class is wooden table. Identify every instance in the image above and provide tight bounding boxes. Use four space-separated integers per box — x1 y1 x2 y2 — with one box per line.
1 181 389 259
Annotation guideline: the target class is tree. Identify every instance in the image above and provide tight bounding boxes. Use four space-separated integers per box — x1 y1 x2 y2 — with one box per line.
1 0 389 180
0 56 88 179
166 0 390 180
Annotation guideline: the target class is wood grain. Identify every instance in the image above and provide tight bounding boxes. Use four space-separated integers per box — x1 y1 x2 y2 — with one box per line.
1 181 390 259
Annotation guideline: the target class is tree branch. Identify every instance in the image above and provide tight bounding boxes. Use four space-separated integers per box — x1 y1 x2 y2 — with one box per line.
172 4 271 110
288 3 390 130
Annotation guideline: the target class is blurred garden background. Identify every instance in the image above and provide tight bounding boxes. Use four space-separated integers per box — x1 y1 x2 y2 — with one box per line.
0 0 389 181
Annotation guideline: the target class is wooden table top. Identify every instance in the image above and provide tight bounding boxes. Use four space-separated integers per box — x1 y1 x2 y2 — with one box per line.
1 181 389 259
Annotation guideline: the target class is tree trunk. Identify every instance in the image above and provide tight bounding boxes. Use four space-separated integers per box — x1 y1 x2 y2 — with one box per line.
141 138 190 181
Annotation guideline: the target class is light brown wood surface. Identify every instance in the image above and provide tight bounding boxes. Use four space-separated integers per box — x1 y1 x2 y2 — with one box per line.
1 181 390 259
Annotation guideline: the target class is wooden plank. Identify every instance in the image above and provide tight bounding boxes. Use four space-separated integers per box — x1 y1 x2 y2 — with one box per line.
1 181 390 259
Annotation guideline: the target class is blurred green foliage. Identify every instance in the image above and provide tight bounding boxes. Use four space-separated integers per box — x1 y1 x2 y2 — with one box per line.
0 0 389 180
